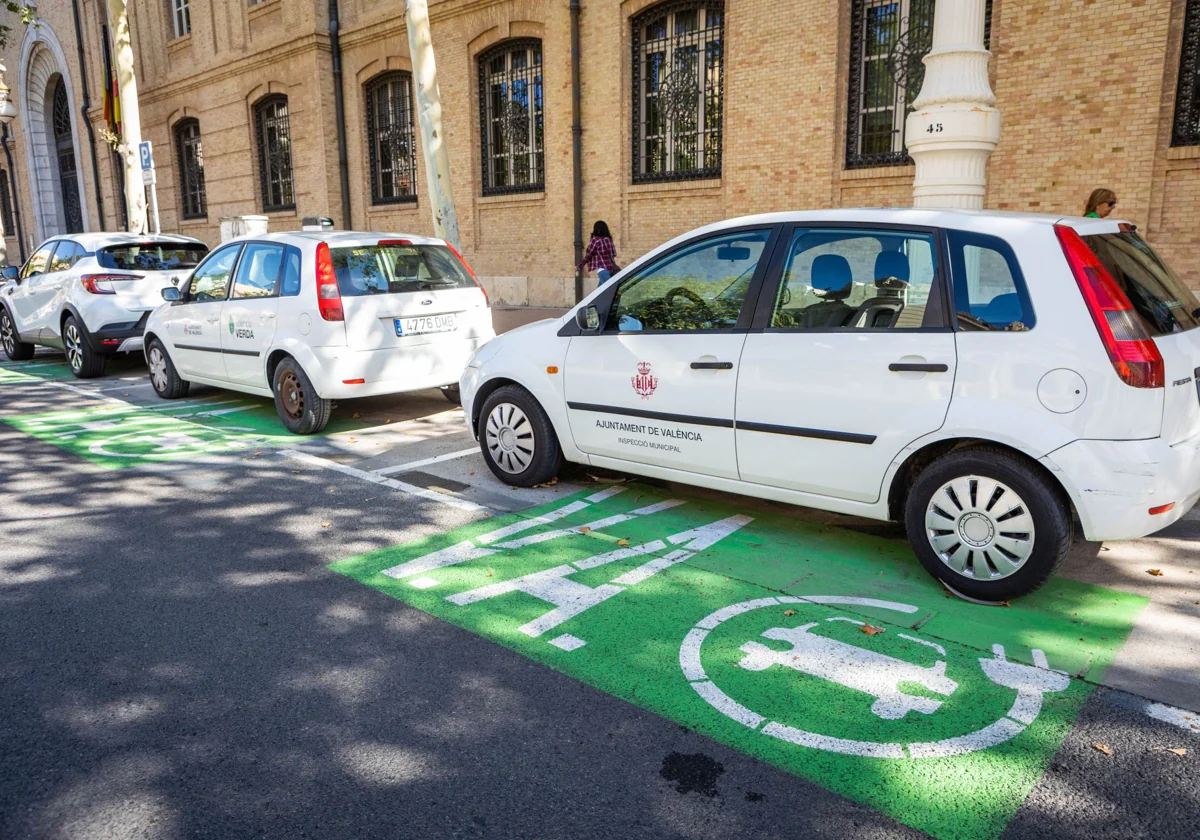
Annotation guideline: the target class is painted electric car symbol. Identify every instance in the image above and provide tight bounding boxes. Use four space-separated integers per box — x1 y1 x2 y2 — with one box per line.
738 618 958 720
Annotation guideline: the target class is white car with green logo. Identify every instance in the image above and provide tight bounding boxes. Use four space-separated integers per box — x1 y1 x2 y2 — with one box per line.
460 209 1200 600
144 231 493 434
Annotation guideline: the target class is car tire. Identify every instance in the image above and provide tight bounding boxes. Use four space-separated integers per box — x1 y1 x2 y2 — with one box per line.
272 357 332 435
0 307 35 361
147 339 190 400
478 384 563 487
441 384 462 406
63 315 105 379
904 445 1072 600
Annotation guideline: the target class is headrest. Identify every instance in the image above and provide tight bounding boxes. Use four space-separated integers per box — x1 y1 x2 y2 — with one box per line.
261 252 282 282
874 251 910 290
811 254 853 298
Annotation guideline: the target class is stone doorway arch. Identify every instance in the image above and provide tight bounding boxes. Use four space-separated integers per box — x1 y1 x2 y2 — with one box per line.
19 22 90 242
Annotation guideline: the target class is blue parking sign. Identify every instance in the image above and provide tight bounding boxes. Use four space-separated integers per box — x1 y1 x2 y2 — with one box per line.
139 141 153 171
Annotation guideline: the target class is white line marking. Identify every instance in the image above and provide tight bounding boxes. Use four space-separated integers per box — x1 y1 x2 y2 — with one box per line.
1144 701 1200 734
692 681 765 729
282 450 487 513
475 501 590 544
495 513 637 549
610 549 693 586
407 576 441 590
373 447 480 475
906 718 1027 759
585 486 628 503
898 633 947 657
680 627 709 681
629 498 688 515
571 540 666 571
381 540 498 580
548 634 587 651
762 721 905 758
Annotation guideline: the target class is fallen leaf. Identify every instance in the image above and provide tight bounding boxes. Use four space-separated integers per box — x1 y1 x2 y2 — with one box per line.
861 624 885 636
321 521 332 529
531 477 559 488
351 412 362 419
578 526 591 533
1092 742 1113 755
1001 600 1011 607
587 474 628 484
617 539 630 547
385 419 392 424
347 437 358 443
1166 748 1187 756
1147 569 1164 577
783 610 796 617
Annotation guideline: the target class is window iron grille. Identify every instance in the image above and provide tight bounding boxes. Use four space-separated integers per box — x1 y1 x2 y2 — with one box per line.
175 119 206 219
632 1 724 184
255 95 295 212
477 39 544 196
845 0 992 170
52 80 83 234
0 170 14 236
366 72 418 205
1173 0 1200 147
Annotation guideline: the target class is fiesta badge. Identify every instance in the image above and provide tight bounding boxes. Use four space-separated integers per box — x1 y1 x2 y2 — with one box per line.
632 361 658 399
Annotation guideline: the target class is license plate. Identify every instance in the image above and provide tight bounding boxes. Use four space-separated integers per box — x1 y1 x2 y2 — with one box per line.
395 313 457 336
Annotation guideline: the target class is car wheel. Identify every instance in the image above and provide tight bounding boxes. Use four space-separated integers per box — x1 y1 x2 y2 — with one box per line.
904 445 1072 600
0 307 35 361
272 357 332 435
441 385 462 406
147 339 190 400
478 384 563 487
63 315 105 379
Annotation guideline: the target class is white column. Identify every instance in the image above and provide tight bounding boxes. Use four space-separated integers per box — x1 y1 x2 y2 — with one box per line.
106 0 148 233
904 0 1000 210
405 0 460 248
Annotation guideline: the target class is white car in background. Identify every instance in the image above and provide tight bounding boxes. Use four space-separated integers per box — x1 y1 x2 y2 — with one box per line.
0 234 208 377
144 231 494 434
461 209 1200 600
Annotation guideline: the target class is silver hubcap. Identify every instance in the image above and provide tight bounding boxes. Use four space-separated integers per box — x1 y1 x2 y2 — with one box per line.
1 313 13 355
485 402 535 474
149 347 168 392
65 322 83 371
925 475 1035 581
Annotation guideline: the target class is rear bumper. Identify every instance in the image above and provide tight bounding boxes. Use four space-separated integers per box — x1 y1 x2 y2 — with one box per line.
1041 435 1200 541
87 312 150 355
309 335 492 400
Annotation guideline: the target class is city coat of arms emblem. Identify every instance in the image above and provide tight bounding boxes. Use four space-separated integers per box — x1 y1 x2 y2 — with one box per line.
632 361 658 399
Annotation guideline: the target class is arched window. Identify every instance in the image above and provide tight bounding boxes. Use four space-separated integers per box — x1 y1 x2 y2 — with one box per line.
365 72 418 205
174 119 206 219
845 0 993 168
254 95 295 212
632 1 724 183
1174 0 1200 146
478 39 544 195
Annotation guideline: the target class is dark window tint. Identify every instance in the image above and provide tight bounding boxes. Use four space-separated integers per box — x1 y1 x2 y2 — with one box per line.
606 229 769 331
280 248 302 296
330 244 475 297
1084 232 1200 335
231 242 285 299
99 243 208 271
947 230 1035 331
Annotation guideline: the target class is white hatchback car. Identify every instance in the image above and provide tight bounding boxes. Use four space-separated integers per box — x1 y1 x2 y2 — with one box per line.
144 231 494 433
461 209 1200 599
0 234 208 377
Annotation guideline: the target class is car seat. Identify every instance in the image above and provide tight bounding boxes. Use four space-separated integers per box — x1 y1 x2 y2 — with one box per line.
849 250 910 328
799 254 855 328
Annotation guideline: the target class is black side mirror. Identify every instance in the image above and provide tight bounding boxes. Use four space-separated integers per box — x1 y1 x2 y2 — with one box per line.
575 304 600 332
161 286 181 302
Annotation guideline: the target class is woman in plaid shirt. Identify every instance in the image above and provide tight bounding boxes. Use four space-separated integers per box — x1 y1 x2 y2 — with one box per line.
577 220 620 288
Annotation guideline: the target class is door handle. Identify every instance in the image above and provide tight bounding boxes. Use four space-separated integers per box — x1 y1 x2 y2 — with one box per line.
205 317 219 324
263 312 276 320
691 361 733 370
889 362 948 373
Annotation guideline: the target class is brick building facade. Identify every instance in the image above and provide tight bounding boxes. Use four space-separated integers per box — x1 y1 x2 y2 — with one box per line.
2 0 1199 305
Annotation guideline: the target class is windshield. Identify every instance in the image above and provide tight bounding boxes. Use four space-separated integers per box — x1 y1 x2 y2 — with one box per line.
1083 232 1200 335
331 244 475 297
98 243 208 272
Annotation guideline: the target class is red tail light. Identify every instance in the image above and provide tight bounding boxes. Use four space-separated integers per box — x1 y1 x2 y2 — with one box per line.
446 241 488 303
315 242 343 322
377 239 413 247
1054 225 1164 389
81 274 141 295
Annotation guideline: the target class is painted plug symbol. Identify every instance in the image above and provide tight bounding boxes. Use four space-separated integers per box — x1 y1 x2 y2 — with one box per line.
979 645 1070 695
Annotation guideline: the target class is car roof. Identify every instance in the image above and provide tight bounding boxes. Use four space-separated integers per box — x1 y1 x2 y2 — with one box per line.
225 230 447 248
698 207 1128 233
41 232 207 249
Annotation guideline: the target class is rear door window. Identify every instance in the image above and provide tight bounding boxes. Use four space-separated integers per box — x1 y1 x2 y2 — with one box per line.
98 243 208 272
1083 232 1200 335
331 243 474 296
946 231 1035 331
280 248 302 296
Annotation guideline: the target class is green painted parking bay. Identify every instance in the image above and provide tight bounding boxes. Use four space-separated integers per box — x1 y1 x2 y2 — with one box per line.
332 483 1147 840
4 395 375 468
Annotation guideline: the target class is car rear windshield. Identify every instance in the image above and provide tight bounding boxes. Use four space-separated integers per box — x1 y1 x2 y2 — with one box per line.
98 243 209 272
331 243 475 297
1083 232 1200 335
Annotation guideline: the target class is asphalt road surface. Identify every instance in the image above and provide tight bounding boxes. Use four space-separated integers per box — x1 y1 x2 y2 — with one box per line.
2 308 1198 840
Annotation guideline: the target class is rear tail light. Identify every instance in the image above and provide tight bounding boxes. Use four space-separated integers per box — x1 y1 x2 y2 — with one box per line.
446 241 488 304
1054 224 1164 389
315 242 343 322
81 274 141 294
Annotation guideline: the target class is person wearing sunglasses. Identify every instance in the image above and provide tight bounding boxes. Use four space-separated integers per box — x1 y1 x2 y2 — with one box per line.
1084 188 1118 218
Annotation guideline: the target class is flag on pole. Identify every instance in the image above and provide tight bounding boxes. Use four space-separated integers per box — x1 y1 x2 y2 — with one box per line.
101 25 121 136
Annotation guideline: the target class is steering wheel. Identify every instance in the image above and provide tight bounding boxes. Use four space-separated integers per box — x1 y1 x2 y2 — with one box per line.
664 286 714 321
